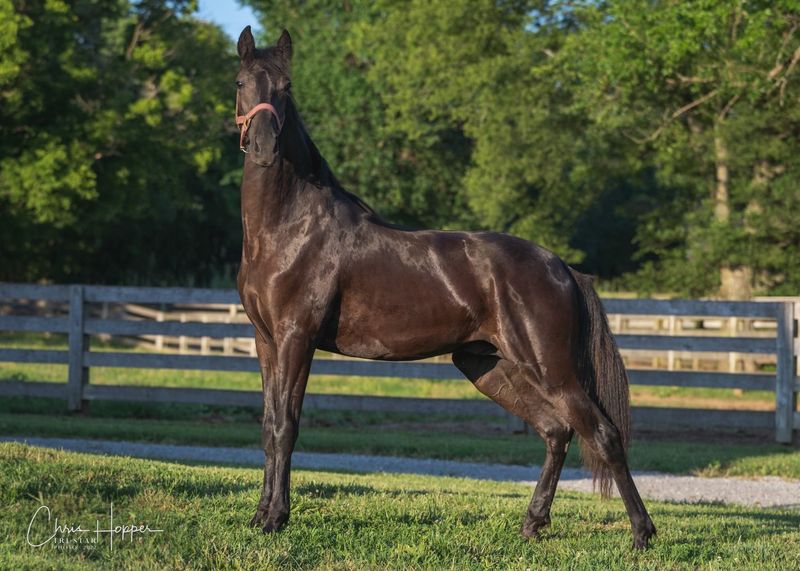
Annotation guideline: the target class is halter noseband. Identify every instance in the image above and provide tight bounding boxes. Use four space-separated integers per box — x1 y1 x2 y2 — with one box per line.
235 91 283 153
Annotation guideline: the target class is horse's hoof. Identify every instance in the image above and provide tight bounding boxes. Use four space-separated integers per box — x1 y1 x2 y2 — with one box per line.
520 516 550 540
632 522 657 549
261 514 288 534
249 510 268 528
520 528 542 541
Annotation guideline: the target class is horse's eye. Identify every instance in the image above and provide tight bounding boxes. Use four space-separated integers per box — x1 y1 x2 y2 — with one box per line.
283 82 292 93
235 80 244 88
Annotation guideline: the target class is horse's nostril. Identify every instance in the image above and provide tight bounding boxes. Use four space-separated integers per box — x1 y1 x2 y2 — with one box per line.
254 139 261 153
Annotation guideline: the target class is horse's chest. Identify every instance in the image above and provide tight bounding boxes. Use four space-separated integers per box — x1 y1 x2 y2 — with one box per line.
238 249 338 331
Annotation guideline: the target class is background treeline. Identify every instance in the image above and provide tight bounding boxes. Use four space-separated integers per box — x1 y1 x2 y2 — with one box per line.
1 0 799 298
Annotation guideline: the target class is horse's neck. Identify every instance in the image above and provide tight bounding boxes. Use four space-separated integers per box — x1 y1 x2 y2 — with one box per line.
239 116 361 247
241 159 299 233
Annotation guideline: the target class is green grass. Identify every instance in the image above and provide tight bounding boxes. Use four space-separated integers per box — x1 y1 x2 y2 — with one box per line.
1 397 799 479
1 443 798 570
0 362 483 400
2 359 776 405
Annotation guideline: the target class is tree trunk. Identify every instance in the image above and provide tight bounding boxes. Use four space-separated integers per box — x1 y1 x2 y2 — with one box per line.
714 134 752 300
719 266 753 299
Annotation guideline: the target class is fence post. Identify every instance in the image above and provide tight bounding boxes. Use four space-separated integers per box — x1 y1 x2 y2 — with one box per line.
775 301 797 443
67 285 88 412
794 301 800 445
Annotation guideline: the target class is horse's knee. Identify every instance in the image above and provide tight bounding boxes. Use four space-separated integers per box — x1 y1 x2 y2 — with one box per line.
272 415 299 448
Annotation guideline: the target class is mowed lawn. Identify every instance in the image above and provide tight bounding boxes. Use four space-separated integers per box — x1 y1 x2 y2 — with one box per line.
2 405 800 479
1 443 799 571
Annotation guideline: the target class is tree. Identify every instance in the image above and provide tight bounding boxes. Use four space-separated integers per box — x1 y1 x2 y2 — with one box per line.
560 0 800 298
4 0 797 297
0 0 242 284
350 0 661 266
242 0 474 230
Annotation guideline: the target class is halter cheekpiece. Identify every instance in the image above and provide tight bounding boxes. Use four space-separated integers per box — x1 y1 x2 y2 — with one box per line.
235 91 283 153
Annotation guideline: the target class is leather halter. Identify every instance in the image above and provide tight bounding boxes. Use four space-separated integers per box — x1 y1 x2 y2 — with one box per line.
235 91 283 153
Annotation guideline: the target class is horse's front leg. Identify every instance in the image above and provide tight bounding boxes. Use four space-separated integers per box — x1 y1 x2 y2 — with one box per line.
257 326 314 534
249 332 277 528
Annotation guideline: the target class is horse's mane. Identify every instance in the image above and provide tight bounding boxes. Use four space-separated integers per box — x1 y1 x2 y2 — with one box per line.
284 95 382 220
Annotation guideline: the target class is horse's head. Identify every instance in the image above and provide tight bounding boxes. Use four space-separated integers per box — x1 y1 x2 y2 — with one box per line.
235 26 292 167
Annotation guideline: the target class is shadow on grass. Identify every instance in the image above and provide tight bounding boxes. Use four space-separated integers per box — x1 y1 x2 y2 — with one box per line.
672 506 800 530
295 478 528 501
11 469 257 502
295 482 377 499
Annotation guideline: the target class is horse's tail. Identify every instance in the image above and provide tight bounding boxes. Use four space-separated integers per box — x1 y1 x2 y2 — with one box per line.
569 268 630 499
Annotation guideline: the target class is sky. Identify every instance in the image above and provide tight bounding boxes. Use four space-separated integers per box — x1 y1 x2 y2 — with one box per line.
196 0 263 40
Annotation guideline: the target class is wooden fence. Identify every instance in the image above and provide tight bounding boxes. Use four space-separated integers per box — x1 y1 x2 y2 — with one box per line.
0 283 797 443
120 301 780 374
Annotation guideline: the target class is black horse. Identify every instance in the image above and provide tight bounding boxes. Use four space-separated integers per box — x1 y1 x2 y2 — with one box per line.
234 27 656 549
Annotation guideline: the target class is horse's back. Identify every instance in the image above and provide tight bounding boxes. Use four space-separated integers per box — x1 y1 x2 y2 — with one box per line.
323 224 576 360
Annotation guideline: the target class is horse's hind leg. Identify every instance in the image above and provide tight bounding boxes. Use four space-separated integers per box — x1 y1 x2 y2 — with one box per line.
452 350 572 539
555 391 656 549
454 348 655 547
521 418 573 539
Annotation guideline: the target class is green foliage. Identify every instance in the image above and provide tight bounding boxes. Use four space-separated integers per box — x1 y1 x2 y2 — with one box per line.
353 0 800 293
242 0 474 230
354 0 593 260
1 0 798 295
0 0 241 284
0 137 97 226
559 0 800 295
0 0 28 93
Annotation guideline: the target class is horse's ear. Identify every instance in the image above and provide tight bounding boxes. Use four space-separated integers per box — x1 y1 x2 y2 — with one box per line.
277 29 292 62
238 26 256 62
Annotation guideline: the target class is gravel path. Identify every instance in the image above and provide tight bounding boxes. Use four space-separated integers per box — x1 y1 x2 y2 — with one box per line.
3 436 799 509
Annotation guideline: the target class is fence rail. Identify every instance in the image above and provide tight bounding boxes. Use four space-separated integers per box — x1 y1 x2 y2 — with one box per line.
0 283 797 442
